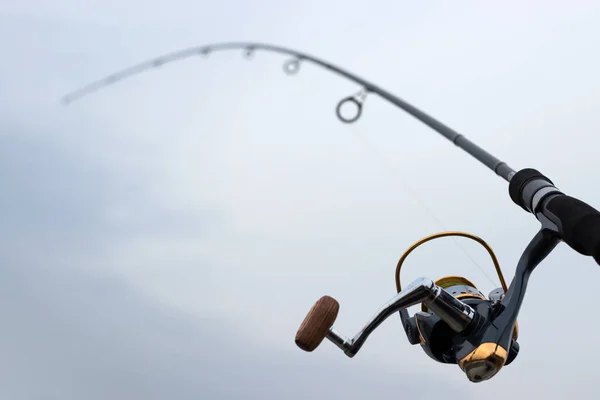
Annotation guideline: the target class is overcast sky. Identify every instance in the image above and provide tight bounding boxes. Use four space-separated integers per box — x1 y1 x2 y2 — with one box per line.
2 1 600 399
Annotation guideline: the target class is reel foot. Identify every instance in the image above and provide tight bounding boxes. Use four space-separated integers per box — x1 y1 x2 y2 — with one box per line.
295 296 339 352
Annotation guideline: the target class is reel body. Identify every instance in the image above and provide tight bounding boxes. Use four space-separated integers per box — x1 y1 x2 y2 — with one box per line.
295 232 521 383
401 276 519 381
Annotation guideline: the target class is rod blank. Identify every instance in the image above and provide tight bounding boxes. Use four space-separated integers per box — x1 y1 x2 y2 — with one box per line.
61 41 516 181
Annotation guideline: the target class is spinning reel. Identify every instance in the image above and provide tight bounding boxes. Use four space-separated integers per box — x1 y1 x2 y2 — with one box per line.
295 232 520 383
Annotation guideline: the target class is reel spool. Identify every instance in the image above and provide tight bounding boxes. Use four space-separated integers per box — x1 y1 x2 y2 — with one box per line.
395 232 518 340
418 276 518 340
429 276 486 304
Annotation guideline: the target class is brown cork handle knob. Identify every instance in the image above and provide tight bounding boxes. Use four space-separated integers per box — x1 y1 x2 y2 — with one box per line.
295 295 339 352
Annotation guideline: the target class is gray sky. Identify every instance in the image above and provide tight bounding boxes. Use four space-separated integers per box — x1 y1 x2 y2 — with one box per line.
2 1 600 399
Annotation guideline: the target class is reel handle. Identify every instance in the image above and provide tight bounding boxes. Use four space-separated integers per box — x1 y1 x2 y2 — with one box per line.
294 278 477 358
295 296 339 352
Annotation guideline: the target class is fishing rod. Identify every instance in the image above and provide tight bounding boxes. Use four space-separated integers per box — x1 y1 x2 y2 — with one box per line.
62 41 600 383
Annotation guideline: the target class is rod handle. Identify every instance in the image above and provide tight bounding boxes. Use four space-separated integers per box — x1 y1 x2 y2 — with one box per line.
509 168 600 266
544 195 600 265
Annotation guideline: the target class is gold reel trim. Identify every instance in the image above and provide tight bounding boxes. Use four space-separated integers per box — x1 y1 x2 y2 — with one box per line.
395 231 508 294
395 231 518 340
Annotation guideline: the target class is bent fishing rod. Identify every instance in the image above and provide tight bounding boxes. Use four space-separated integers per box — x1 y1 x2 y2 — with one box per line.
62 42 600 383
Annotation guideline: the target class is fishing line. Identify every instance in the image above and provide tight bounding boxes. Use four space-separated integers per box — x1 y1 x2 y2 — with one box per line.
58 41 506 290
349 128 498 288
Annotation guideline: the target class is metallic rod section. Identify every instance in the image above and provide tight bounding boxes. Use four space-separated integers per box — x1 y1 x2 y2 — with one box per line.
367 87 516 182
61 42 516 182
327 277 476 357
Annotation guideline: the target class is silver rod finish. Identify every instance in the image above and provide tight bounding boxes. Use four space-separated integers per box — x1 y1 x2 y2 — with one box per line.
61 42 516 182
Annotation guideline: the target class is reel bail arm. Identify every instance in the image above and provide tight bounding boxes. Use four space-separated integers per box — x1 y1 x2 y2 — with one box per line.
295 277 477 357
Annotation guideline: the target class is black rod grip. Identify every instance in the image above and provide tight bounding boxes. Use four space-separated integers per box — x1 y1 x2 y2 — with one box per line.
544 195 600 265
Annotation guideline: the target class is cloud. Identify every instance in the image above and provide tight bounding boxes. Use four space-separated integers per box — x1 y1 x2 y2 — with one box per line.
0 256 475 400
0 126 470 399
0 128 225 269
3 2 600 399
